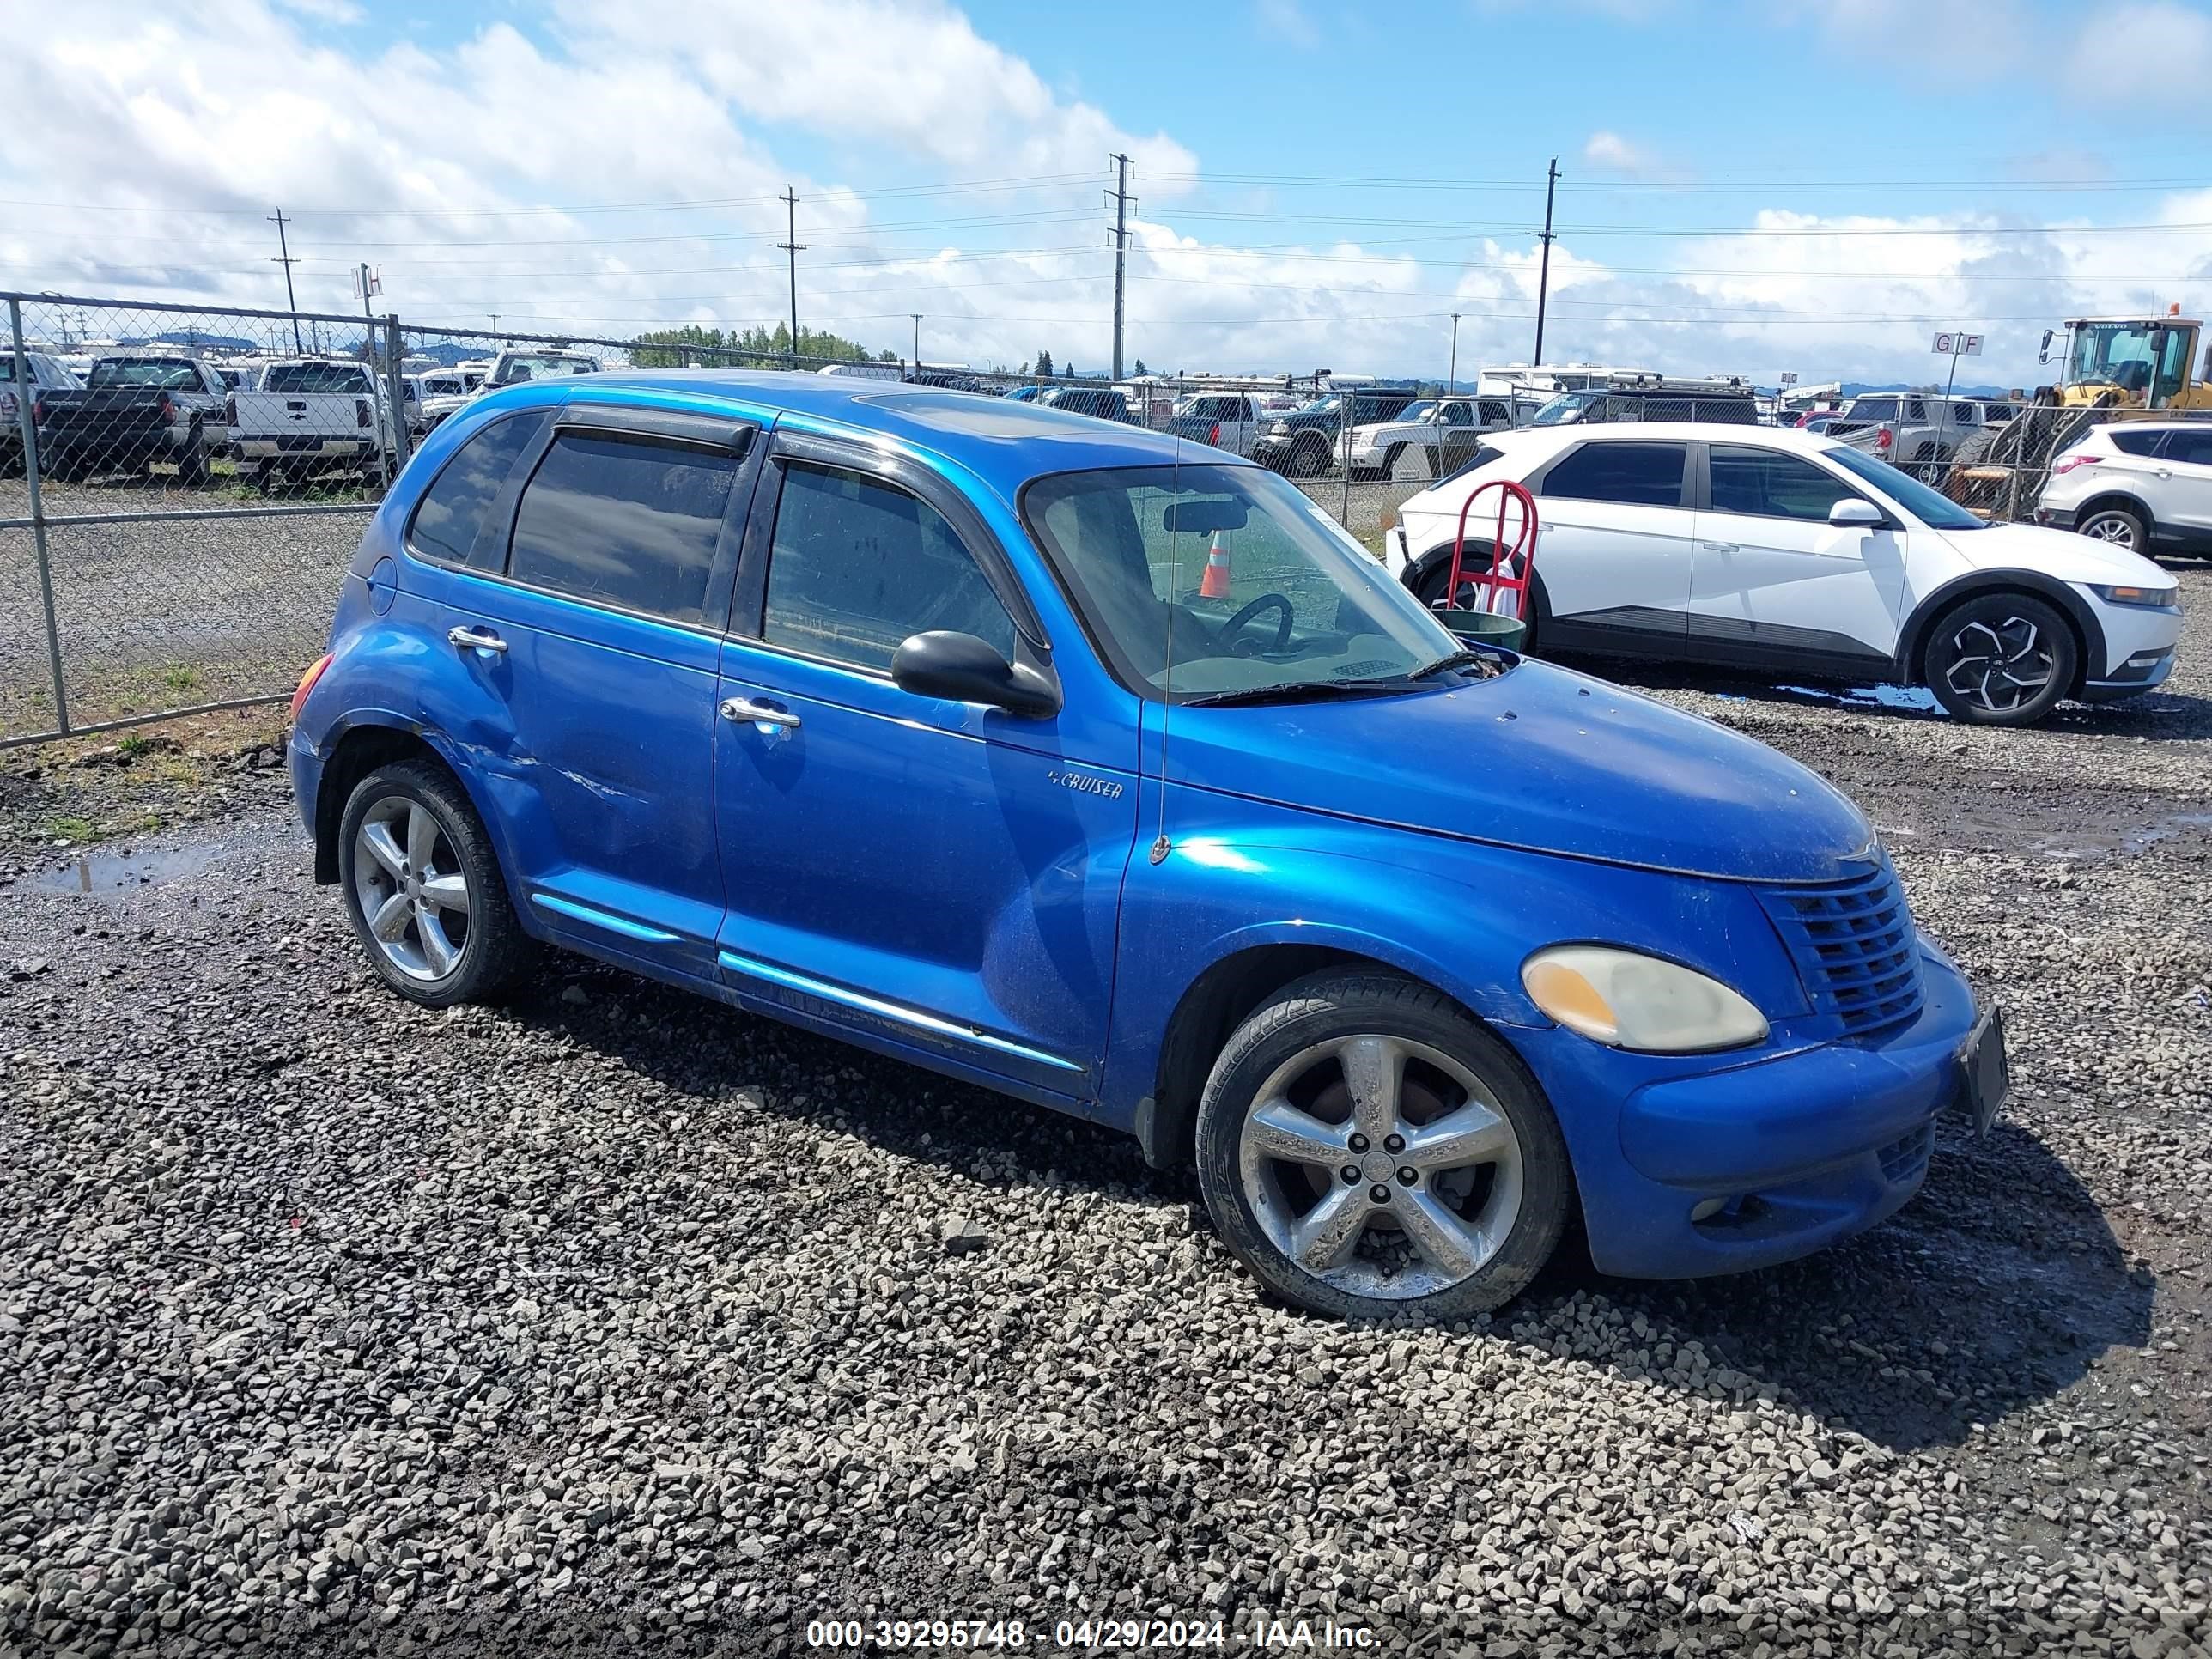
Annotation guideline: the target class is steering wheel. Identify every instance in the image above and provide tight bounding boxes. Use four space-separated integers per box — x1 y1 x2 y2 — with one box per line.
1218 592 1295 655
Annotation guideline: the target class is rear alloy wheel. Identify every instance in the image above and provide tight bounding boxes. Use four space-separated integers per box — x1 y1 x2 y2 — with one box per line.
2077 503 2147 554
337 760 531 1006
1923 592 2076 726
1195 970 1571 1320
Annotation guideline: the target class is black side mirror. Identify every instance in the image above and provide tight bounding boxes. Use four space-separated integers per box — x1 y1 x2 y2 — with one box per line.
891 631 1060 718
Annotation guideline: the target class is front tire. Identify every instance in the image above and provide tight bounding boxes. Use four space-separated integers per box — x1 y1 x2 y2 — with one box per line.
2076 502 2147 554
1287 438 1328 480
1194 970 1571 1321
337 760 532 1006
1923 592 2076 726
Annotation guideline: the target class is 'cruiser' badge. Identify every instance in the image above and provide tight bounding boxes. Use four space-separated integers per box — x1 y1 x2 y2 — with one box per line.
1048 769 1124 800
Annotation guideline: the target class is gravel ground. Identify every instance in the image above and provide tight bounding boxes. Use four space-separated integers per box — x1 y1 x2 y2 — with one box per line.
3 569 2209 1657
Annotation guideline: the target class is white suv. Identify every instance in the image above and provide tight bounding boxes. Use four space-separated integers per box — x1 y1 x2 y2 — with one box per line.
1381 424 2181 725
2035 421 2212 557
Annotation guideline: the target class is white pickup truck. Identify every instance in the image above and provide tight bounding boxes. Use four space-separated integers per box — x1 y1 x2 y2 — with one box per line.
228 359 397 485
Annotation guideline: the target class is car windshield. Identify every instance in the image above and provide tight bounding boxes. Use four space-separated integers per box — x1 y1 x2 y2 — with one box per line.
1023 464 1463 702
1824 442 1989 531
1532 392 1599 425
1391 400 1438 423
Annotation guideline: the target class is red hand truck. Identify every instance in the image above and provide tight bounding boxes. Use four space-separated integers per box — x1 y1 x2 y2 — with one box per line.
1438 477 1540 626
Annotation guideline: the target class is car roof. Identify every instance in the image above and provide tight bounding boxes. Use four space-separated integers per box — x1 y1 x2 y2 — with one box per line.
1498 421 1843 452
483 370 1240 501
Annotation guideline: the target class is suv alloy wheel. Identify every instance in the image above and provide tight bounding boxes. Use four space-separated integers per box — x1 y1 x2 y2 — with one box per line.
1922 592 2077 726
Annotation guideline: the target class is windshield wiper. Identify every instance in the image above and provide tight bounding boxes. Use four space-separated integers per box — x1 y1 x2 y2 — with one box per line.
1178 677 1429 708
1407 648 1494 682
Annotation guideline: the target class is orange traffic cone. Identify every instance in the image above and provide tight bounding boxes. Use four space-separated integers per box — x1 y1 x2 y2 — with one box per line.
1199 532 1231 599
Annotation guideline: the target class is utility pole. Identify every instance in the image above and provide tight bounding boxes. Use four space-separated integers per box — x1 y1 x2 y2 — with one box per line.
910 313 922 372
1532 158 1559 367
487 313 501 352
1448 313 1462 394
778 187 805 366
1106 153 1133 382
269 208 303 353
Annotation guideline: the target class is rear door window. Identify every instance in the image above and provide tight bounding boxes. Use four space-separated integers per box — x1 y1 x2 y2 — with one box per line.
407 411 550 567
507 432 741 625
2162 428 2212 466
1540 441 1689 507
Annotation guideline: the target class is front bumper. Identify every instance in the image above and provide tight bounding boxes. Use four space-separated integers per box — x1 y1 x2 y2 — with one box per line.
1509 943 1981 1279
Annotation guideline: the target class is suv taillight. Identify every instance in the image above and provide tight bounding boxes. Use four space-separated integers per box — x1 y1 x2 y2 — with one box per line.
226 395 238 427
1875 427 1893 451
1209 422 1220 446
157 393 175 422
2051 452 2103 475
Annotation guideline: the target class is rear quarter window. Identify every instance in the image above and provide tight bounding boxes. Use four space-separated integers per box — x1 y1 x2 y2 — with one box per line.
2110 428 2164 457
406 411 550 567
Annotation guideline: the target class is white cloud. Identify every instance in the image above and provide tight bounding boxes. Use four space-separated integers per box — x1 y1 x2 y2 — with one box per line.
0 0 2203 387
2074 2 2212 112
1254 0 1321 47
1582 131 1655 175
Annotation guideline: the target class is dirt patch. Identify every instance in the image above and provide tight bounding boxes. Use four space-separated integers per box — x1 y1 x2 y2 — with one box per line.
0 703 294 872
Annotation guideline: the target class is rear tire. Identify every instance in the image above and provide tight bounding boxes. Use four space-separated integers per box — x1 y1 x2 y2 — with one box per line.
1923 592 2076 726
1194 969 1571 1322
337 760 533 1007
2076 502 2147 554
176 429 209 486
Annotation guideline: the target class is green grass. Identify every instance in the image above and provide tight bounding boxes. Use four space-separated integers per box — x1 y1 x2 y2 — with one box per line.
49 815 98 844
160 665 203 695
115 732 153 758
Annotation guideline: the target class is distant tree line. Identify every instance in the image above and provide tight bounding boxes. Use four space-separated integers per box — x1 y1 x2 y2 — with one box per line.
629 323 897 368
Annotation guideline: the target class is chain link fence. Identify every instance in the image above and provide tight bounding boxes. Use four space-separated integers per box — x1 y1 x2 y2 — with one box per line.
20 287 2194 745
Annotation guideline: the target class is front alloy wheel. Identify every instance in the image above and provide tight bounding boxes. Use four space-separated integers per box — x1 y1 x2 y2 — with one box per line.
1196 971 1571 1319
1923 592 2075 726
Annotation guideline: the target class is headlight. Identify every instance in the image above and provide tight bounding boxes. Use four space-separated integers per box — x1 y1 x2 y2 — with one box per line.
2090 582 2179 610
1522 945 1769 1053
1268 421 1291 435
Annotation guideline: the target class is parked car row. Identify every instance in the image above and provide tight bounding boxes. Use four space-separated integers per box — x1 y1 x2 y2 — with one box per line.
292 372 2012 1325
1382 422 2182 727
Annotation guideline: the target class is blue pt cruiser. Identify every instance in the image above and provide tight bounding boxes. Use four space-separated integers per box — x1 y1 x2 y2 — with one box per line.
290 374 2008 1321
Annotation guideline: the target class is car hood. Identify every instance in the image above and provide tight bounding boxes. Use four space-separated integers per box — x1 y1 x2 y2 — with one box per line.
1163 658 1875 881
1936 520 2171 586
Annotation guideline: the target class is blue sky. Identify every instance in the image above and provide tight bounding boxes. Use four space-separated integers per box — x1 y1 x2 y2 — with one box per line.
1 0 2208 387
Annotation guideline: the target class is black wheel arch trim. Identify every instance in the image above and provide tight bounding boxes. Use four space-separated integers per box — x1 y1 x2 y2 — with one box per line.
2072 491 2157 533
1402 543 1550 629
1895 570 2104 693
